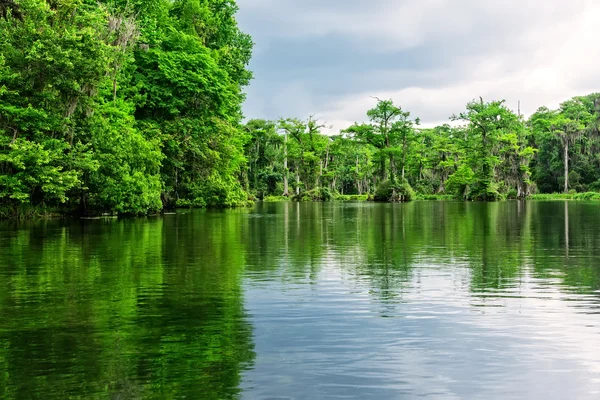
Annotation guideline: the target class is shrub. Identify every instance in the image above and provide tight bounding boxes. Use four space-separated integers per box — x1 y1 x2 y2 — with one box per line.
528 192 600 201
446 165 475 200
506 189 518 200
415 194 454 201
334 194 369 201
374 179 415 202
574 192 600 200
263 195 290 202
589 180 600 192
292 187 333 202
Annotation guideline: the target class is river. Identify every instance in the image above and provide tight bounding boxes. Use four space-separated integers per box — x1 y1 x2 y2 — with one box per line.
1 201 599 399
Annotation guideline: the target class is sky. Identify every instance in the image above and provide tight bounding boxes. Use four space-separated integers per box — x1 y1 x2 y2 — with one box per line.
236 0 600 132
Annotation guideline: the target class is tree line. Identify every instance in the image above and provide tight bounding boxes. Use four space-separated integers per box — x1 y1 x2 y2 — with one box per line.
1 1 600 217
245 94 600 202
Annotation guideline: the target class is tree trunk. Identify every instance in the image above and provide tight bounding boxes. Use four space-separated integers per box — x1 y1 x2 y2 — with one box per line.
355 155 360 194
564 138 569 194
283 173 289 196
317 160 322 188
283 133 289 196
254 140 259 191
295 170 300 195
402 137 407 180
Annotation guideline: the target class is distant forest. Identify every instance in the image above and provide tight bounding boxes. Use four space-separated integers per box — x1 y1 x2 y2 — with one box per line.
1 1 600 217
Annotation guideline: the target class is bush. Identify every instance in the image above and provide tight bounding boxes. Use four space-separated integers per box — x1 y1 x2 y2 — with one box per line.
415 194 454 201
373 180 392 201
528 192 600 201
413 176 440 195
185 173 249 208
506 189 518 200
589 180 600 192
446 165 475 200
334 194 369 201
292 187 333 202
528 193 569 200
374 179 415 202
176 174 253 208
263 195 290 202
574 192 600 200
469 181 501 201
0 138 90 206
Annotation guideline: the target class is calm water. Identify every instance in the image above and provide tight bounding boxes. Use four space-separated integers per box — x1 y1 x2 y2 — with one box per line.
1 201 600 399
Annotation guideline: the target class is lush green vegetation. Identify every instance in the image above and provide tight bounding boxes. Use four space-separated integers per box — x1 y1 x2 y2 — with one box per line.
334 194 369 201
1 0 252 217
529 192 600 201
245 95 600 203
2 1 600 218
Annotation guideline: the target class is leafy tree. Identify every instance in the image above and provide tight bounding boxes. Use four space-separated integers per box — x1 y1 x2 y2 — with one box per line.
345 99 418 201
451 98 520 200
0 0 253 216
529 95 599 193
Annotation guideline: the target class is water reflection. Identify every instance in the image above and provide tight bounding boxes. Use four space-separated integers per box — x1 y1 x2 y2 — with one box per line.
1 201 600 399
0 215 254 399
241 201 600 399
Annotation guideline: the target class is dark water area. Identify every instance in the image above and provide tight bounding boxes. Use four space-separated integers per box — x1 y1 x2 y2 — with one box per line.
1 201 600 399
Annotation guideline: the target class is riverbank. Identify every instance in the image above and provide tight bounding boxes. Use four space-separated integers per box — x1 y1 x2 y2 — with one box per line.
529 192 600 201
263 194 453 202
3 193 600 220
265 192 600 203
0 205 62 220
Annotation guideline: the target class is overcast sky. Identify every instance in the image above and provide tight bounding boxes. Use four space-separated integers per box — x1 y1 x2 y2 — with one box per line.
236 0 600 131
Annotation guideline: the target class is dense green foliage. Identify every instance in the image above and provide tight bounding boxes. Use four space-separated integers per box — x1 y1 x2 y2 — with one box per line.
529 192 600 201
2 1 600 217
245 94 600 202
291 187 333 202
0 0 252 216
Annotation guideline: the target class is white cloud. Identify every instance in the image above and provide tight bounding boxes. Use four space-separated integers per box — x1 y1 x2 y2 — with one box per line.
237 0 600 131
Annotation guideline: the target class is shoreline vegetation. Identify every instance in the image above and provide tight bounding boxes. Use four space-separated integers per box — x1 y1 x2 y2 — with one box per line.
3 193 599 221
2 2 600 220
267 192 600 203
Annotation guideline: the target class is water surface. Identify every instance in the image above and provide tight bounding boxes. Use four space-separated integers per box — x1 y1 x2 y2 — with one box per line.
1 201 600 399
